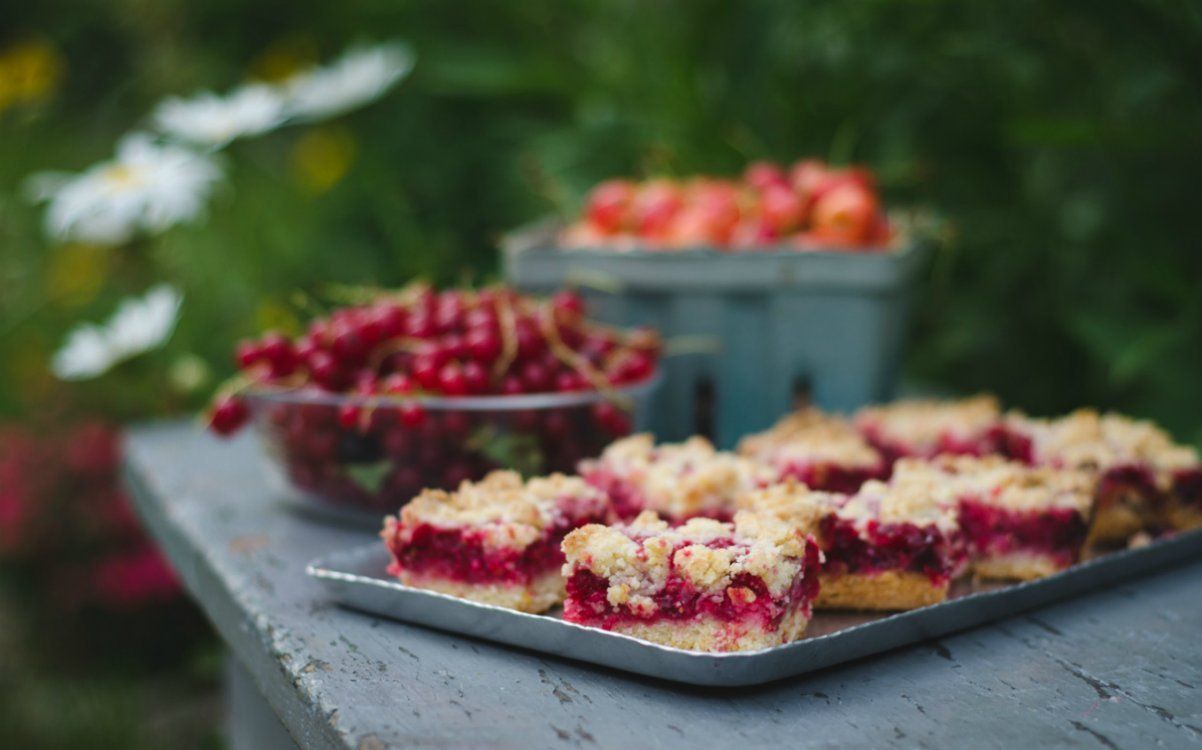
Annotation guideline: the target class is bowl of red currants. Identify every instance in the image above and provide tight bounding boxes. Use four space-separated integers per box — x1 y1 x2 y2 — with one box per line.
207 285 661 520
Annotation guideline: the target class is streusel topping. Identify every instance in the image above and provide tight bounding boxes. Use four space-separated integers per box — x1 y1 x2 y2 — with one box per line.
894 456 1094 514
741 475 957 532
581 434 774 518
391 471 606 551
1008 409 1200 476
854 395 1001 450
737 409 881 468
562 510 811 610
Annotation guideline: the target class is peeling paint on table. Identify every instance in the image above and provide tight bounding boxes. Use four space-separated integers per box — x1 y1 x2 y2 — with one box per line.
124 422 1202 750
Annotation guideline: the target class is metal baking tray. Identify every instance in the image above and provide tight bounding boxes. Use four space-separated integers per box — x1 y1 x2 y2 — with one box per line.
308 529 1202 686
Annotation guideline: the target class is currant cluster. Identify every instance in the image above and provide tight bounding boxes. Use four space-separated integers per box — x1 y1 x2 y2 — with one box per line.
205 285 659 513
561 158 893 251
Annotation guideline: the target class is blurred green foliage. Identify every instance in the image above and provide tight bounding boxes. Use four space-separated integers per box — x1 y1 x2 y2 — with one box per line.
2 0 1201 445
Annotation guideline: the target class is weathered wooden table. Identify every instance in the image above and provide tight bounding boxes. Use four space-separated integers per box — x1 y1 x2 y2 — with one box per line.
125 422 1202 750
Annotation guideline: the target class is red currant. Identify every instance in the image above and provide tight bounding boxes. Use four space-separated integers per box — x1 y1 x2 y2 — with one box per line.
209 396 250 436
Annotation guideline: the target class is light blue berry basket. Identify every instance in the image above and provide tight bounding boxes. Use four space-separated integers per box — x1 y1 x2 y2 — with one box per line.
502 221 930 449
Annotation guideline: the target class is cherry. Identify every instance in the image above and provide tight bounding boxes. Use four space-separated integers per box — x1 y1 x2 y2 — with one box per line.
330 325 366 364
308 351 346 390
338 404 361 430
555 370 587 392
632 180 683 241
209 397 249 436
520 360 552 393
461 360 489 394
405 311 437 338
381 372 416 395
437 362 468 396
411 354 442 390
592 402 632 435
235 340 262 370
398 402 426 428
373 303 407 339
499 375 525 395
551 290 586 324
515 319 544 360
466 327 501 363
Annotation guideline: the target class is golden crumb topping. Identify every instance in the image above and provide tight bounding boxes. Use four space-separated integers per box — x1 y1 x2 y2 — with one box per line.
737 409 881 469
581 434 773 519
893 456 1094 515
1008 409 1200 481
389 470 606 552
561 510 812 606
854 395 1001 451
741 474 957 532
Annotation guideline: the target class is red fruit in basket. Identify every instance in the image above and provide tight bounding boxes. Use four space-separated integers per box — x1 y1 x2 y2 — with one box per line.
308 351 346 390
330 325 366 365
411 354 442 390
209 397 249 437
373 303 407 339
610 351 655 384
632 181 683 241
405 311 437 339
437 362 469 396
235 340 263 370
551 290 586 324
687 181 742 244
461 360 489 394
759 183 805 234
499 375 525 396
515 319 544 360
593 402 631 435
809 180 879 246
337 404 361 430
555 370 587 392
466 327 501 363
731 219 780 248
382 429 415 458
744 161 789 192
397 402 426 428
435 293 467 333
585 179 636 234
382 372 416 395
520 360 552 393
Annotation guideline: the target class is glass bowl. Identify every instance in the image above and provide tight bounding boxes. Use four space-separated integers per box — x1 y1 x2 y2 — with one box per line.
244 376 659 521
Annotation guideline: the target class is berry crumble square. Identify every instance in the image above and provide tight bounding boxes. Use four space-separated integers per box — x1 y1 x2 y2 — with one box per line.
560 510 821 652
737 409 887 493
1000 410 1202 543
578 434 773 523
854 395 1002 463
381 471 608 613
741 478 966 610
894 456 1094 580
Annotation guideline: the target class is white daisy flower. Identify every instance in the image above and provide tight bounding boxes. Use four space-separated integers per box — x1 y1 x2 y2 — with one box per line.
283 42 414 121
52 284 184 380
152 84 288 147
29 133 222 245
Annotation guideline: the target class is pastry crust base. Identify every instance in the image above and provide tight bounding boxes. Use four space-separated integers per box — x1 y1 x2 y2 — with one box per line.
972 552 1066 581
396 571 564 613
1161 502 1202 533
815 570 948 611
604 607 811 652
1085 502 1147 548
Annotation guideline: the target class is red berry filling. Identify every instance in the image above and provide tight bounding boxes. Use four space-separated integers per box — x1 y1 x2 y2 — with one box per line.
956 499 1086 567
1096 464 1160 510
386 511 604 586
776 461 887 494
1174 468 1202 508
564 541 820 631
818 517 964 585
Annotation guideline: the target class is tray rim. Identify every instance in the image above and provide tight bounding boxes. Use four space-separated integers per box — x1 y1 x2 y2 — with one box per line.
308 526 1202 671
